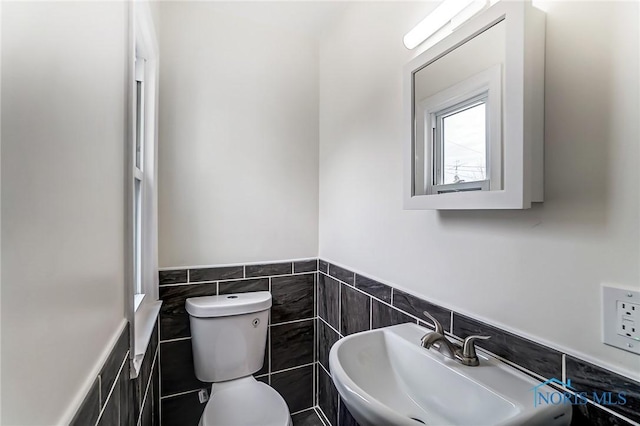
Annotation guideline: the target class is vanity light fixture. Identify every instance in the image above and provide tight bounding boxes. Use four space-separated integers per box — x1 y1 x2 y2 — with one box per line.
403 0 498 50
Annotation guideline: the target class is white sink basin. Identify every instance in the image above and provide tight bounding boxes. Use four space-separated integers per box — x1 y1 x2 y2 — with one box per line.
329 323 572 426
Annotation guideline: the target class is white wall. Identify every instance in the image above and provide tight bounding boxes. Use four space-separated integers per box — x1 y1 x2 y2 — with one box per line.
1 2 128 424
319 1 640 376
157 2 319 267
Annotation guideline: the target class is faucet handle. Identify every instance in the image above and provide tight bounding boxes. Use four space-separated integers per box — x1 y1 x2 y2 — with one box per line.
422 311 444 334
462 335 491 359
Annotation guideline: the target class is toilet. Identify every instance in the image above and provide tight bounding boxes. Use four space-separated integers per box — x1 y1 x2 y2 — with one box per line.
185 291 292 426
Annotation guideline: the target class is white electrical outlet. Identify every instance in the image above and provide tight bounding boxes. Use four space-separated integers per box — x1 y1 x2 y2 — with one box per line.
603 285 640 355
617 300 639 340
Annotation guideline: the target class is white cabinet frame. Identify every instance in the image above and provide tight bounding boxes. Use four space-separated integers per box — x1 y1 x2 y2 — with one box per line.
403 1 545 210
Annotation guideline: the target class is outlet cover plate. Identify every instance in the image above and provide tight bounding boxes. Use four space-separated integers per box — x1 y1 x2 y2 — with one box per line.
603 284 640 355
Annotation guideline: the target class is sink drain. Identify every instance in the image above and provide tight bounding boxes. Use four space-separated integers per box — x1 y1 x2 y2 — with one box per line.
408 416 426 424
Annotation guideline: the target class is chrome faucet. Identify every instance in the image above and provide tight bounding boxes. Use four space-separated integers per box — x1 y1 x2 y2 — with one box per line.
420 311 490 367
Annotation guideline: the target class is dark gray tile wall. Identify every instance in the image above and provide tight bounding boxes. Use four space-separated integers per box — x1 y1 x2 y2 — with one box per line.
338 397 360 426
246 261 292 277
340 285 370 336
318 365 338 426
453 313 563 380
271 364 315 413
271 320 314 371
566 356 640 423
315 260 640 426
159 259 639 426
317 274 340 330
158 260 318 426
371 298 413 329
272 274 315 323
355 274 391 303
393 289 451 332
70 321 160 426
317 319 339 371
294 259 319 274
189 266 243 282
291 408 325 426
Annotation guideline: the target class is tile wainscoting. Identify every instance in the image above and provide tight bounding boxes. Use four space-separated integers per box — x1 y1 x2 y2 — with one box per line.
157 259 639 426
158 260 322 426
70 321 160 426
316 260 640 426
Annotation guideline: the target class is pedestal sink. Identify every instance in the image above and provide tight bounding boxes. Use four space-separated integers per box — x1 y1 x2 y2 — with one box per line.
329 323 572 426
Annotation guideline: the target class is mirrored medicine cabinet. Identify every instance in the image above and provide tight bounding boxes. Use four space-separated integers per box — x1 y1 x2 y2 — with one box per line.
403 1 546 210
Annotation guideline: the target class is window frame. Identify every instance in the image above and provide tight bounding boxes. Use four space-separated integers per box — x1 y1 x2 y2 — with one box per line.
431 94 489 193
133 57 145 308
127 0 162 378
418 64 502 196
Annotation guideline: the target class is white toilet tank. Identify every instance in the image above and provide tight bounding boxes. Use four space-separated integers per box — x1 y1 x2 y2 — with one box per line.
185 291 271 383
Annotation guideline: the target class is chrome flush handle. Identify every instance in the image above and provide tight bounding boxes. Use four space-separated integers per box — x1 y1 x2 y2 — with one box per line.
422 311 444 334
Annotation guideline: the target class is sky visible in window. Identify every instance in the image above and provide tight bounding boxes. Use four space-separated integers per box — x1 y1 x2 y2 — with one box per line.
442 103 486 184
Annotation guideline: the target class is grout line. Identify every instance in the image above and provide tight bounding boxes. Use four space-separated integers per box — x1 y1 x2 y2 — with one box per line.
320 271 425 326
97 376 102 414
313 319 317 411
450 311 454 333
268 319 272 385
337 394 341 426
158 280 216 288
338 282 342 335
315 406 331 426
318 360 331 377
314 273 318 408
369 296 373 330
187 269 190 283
159 271 318 287
271 362 315 376
583 399 640 426
291 407 316 416
159 336 191 344
318 316 343 338
216 281 219 295
96 351 129 424
136 347 159 426
475 346 550 383
227 271 315 280
160 388 202 400
243 265 246 279
270 317 315 327
321 271 397 312
157 316 163 426
562 354 566 384
158 258 319 272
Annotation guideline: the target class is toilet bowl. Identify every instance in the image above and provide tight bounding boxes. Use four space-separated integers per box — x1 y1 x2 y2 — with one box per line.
186 291 292 426
199 377 292 426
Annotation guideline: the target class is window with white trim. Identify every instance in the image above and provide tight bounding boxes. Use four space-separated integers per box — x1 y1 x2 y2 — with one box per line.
431 94 488 193
417 64 502 196
133 56 146 310
129 1 162 378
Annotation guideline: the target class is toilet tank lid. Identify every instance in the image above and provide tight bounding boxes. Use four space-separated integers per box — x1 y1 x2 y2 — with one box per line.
185 291 272 318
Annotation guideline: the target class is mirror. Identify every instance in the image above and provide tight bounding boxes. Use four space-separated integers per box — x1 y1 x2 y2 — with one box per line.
403 1 545 210
414 20 505 196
